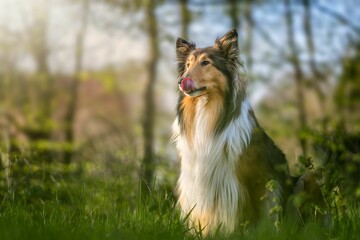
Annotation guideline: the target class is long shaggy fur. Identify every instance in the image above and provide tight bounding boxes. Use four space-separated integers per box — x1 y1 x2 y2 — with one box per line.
172 29 292 236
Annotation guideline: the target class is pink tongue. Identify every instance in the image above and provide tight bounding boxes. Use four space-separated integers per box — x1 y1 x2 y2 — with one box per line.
181 78 195 92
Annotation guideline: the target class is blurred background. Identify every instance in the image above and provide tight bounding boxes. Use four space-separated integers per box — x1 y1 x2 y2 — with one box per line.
0 0 359 206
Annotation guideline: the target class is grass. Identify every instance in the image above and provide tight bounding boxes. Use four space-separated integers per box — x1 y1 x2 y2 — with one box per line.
0 162 360 239
1 193 360 239
0 186 186 240
0 159 188 240
1 201 359 240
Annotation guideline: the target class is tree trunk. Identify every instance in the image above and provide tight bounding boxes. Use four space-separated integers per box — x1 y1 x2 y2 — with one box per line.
141 0 159 195
302 0 326 127
33 6 52 124
180 0 190 39
244 1 253 74
284 0 308 156
63 0 89 165
228 0 240 30
29 5 54 165
1 130 11 192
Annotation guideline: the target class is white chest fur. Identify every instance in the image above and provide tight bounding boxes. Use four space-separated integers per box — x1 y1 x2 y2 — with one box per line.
172 99 255 234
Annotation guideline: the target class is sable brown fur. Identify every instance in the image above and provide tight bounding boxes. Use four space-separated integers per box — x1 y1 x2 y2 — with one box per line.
172 29 322 236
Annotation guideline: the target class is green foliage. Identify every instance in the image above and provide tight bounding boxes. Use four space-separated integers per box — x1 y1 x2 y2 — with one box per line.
0 158 186 240
1 153 360 240
309 128 360 201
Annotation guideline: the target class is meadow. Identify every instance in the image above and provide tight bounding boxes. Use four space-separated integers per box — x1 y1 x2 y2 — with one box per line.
0 158 359 240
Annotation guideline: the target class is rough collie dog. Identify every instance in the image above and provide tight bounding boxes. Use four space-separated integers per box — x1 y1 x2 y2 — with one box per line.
172 29 293 235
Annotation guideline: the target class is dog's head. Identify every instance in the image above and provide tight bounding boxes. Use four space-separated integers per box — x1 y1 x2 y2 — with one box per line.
176 29 242 98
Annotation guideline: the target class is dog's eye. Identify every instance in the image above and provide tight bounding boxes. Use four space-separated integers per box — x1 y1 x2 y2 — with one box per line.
186 63 190 68
201 61 209 66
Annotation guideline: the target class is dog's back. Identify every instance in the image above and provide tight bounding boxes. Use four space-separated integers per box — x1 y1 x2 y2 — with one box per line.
236 125 293 222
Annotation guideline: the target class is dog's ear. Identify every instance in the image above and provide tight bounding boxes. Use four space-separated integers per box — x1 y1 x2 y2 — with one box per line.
214 29 239 59
176 38 195 76
176 38 195 59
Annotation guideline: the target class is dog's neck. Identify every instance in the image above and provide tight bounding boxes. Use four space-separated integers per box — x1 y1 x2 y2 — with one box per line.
175 93 255 152
179 91 250 142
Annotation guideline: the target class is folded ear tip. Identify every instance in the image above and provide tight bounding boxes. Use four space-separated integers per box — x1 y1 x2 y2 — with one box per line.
176 37 184 44
217 29 238 43
229 28 238 37
176 37 192 48
176 38 186 48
